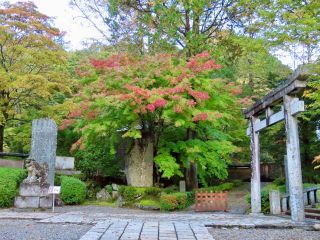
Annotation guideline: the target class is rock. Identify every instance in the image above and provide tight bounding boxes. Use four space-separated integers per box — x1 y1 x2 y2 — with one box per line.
313 224 320 231
117 196 124 207
112 191 119 199
96 188 112 201
112 183 119 191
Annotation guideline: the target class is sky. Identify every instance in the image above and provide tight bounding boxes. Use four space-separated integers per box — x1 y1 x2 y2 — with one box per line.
8 0 103 49
7 0 296 68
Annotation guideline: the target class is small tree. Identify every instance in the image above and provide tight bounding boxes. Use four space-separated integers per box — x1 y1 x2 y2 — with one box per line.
63 51 246 187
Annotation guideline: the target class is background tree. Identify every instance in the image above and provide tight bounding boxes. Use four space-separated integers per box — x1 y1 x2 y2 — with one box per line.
0 1 70 151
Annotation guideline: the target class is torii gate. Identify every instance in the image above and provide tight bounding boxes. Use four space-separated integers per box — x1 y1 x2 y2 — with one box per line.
243 66 310 222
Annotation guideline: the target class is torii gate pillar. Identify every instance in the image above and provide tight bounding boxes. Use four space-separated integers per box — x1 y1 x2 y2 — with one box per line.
250 117 261 214
284 95 305 222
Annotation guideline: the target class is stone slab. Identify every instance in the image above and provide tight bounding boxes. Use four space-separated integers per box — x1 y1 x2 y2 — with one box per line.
19 183 49 197
14 196 39 208
40 196 52 208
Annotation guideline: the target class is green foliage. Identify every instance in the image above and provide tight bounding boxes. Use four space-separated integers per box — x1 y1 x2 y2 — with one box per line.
138 199 161 209
0 1 71 151
273 177 286 186
163 185 179 194
64 52 246 186
105 185 113 195
0 168 26 207
197 182 235 192
118 185 162 204
160 192 194 211
60 176 86 205
73 137 123 179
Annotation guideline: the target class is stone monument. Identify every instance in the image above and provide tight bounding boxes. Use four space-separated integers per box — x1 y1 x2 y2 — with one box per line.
30 118 57 185
15 118 57 208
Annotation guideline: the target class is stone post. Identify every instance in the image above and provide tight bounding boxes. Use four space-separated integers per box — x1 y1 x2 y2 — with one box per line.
30 118 57 186
250 116 261 214
284 95 305 222
269 190 281 215
179 180 186 192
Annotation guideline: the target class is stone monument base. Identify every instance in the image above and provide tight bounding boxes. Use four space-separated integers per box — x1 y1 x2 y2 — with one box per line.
14 183 52 209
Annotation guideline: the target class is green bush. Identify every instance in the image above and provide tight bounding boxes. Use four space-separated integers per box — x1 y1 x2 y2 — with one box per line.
273 177 285 186
160 192 193 211
160 194 179 211
118 186 162 204
106 185 113 195
119 186 137 203
163 185 178 194
144 187 161 197
60 176 86 204
0 168 26 208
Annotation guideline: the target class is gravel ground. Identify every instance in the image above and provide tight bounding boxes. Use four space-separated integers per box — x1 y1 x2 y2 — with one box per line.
0 219 91 240
209 228 320 240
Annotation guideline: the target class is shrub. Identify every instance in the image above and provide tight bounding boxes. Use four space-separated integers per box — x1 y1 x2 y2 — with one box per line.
163 185 178 194
60 176 86 204
160 192 192 211
120 186 137 203
273 177 285 186
160 194 179 211
106 185 113 195
0 168 26 208
118 186 162 204
144 187 161 197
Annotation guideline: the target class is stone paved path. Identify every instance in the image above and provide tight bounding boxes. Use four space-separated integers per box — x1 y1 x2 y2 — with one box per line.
80 220 214 240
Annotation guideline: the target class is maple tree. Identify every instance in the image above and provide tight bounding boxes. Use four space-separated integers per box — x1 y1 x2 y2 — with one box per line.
0 2 70 151
63 51 247 187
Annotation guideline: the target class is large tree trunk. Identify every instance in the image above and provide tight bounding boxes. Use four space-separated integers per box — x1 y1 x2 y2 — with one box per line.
185 129 198 190
126 137 153 187
185 162 198 190
0 124 4 152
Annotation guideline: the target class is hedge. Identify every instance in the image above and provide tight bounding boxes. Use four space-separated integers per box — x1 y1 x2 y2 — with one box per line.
60 176 86 204
0 167 26 207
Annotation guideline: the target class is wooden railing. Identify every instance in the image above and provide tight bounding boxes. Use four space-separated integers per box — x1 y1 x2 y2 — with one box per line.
281 186 320 212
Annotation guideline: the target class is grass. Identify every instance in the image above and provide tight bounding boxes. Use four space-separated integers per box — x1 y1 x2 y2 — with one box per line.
138 199 161 208
82 200 117 207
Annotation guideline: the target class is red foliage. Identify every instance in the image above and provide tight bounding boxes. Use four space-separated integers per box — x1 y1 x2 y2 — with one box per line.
187 99 197 108
90 54 129 70
59 119 76 130
187 51 222 73
193 113 208 122
146 104 156 112
153 99 167 108
188 89 210 101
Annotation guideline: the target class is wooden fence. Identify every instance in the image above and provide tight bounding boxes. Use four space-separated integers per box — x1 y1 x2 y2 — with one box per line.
195 191 228 212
